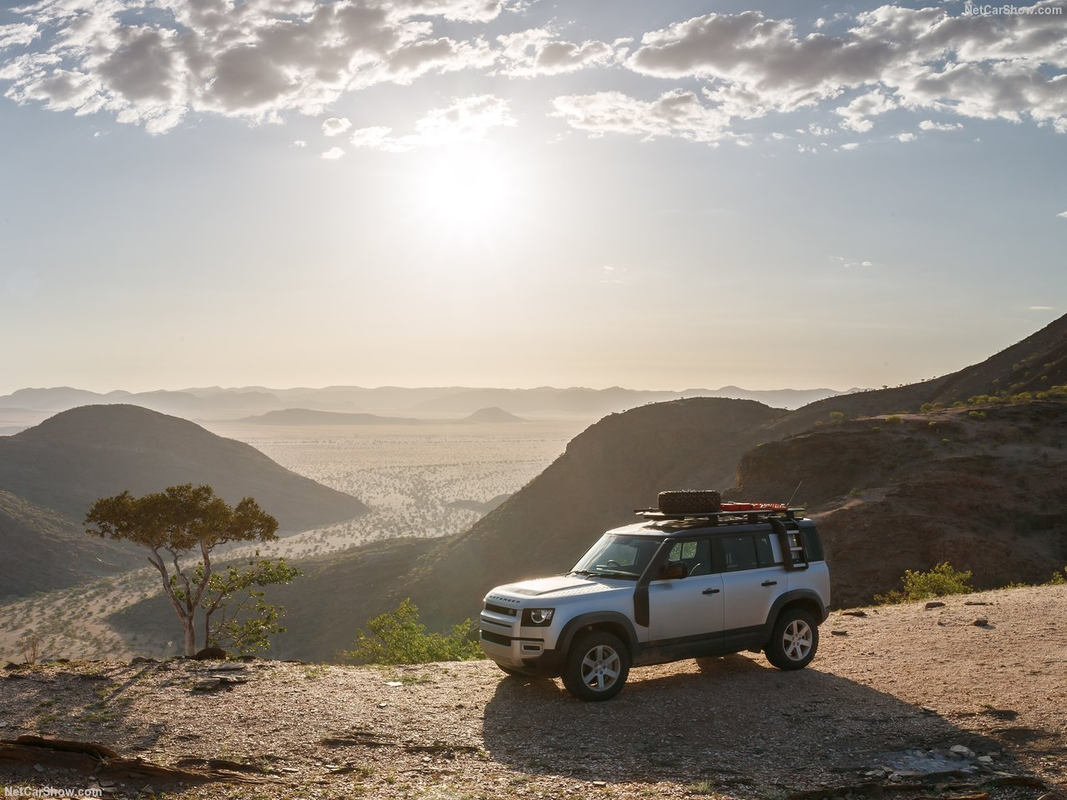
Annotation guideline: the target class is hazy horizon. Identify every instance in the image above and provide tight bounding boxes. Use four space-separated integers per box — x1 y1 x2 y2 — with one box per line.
2 0 1064 395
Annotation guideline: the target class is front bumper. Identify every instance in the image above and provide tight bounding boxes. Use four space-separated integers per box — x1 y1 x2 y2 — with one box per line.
479 599 565 676
479 629 566 676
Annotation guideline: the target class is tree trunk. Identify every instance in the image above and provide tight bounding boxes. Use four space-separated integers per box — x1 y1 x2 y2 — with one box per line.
183 617 197 657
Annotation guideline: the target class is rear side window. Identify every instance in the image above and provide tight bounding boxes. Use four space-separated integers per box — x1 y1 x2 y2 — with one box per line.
801 526 824 562
754 533 777 567
721 535 759 571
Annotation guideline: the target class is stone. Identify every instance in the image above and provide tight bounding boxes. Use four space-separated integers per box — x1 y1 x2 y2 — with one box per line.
926 601 946 609
978 756 994 763
973 618 990 627
951 745 976 759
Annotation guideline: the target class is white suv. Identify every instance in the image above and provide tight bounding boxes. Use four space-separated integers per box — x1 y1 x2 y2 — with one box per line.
479 492 831 701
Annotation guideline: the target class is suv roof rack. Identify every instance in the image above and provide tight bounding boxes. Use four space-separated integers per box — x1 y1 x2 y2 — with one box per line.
633 504 802 524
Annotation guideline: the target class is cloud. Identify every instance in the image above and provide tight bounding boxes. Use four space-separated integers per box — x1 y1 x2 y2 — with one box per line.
322 117 352 137
919 120 964 131
496 28 619 77
618 5 1067 141
1029 305 1055 310
0 23 40 50
832 255 876 267
896 132 916 142
349 94 515 151
835 91 897 132
1058 211 1067 219
321 146 346 160
839 142 860 150
294 140 307 147
551 89 730 144
0 0 512 133
2 0 1065 143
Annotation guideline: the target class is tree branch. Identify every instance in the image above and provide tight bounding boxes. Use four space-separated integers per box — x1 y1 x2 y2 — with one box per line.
149 547 189 623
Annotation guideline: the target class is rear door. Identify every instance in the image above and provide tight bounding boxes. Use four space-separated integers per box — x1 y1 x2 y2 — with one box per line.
715 530 783 650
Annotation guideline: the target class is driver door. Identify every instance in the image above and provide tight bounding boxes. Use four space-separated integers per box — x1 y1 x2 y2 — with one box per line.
647 539 724 643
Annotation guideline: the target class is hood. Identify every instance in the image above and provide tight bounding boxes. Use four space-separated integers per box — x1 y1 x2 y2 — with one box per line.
492 574 620 599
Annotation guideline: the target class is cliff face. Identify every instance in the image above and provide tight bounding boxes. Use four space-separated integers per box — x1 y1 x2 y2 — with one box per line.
733 402 1067 605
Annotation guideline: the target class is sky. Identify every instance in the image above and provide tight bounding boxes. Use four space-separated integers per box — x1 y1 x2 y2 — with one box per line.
1 0 1065 395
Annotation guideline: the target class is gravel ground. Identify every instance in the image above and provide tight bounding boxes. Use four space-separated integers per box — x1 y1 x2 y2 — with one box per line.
1 585 1065 800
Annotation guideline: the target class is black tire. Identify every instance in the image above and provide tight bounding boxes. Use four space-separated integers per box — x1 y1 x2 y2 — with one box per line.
658 489 721 514
765 607 818 670
561 630 630 702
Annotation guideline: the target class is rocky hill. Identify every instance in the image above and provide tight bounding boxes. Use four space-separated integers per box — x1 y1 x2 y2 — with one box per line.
732 401 1067 606
0 490 142 599
3 586 1065 800
460 407 526 423
0 405 368 532
0 405 369 598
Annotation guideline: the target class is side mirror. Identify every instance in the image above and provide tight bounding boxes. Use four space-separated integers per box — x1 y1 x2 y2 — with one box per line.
665 562 689 580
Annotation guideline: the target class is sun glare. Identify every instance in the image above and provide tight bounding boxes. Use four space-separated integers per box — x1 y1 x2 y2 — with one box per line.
411 146 520 242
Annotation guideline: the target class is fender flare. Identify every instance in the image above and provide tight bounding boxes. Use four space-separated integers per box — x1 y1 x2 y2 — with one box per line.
556 612 640 657
760 589 827 642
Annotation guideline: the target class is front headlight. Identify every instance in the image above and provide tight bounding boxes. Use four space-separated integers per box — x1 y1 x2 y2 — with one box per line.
522 608 555 626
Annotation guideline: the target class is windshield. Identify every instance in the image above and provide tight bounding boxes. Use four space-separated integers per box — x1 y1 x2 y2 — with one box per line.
570 534 662 580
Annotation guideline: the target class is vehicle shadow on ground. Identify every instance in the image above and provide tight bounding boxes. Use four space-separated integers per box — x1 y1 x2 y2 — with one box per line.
481 654 1029 795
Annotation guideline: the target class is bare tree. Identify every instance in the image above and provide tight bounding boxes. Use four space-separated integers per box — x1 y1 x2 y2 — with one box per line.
85 484 278 656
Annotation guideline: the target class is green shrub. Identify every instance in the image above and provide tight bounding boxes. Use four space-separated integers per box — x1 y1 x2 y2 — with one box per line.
341 599 482 665
875 562 974 604
1047 567 1067 586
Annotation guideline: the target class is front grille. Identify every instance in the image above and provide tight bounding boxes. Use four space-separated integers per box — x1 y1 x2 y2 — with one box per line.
484 603 517 617
480 630 511 646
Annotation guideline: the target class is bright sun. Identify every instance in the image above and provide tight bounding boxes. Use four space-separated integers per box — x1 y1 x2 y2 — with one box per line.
411 145 520 241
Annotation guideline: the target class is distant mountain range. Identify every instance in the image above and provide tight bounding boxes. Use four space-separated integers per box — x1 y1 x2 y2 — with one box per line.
0 384 850 432
0 405 368 598
237 409 426 426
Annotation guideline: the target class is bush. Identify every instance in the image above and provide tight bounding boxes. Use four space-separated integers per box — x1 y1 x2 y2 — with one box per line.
875 562 974 604
341 599 483 665
1047 567 1067 586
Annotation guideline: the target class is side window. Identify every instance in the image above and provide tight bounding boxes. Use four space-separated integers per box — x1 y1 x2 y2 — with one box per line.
721 535 759 571
754 533 777 567
666 540 710 577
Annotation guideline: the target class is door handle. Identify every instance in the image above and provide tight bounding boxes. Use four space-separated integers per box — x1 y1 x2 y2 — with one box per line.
702 588 720 595
761 580 778 587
